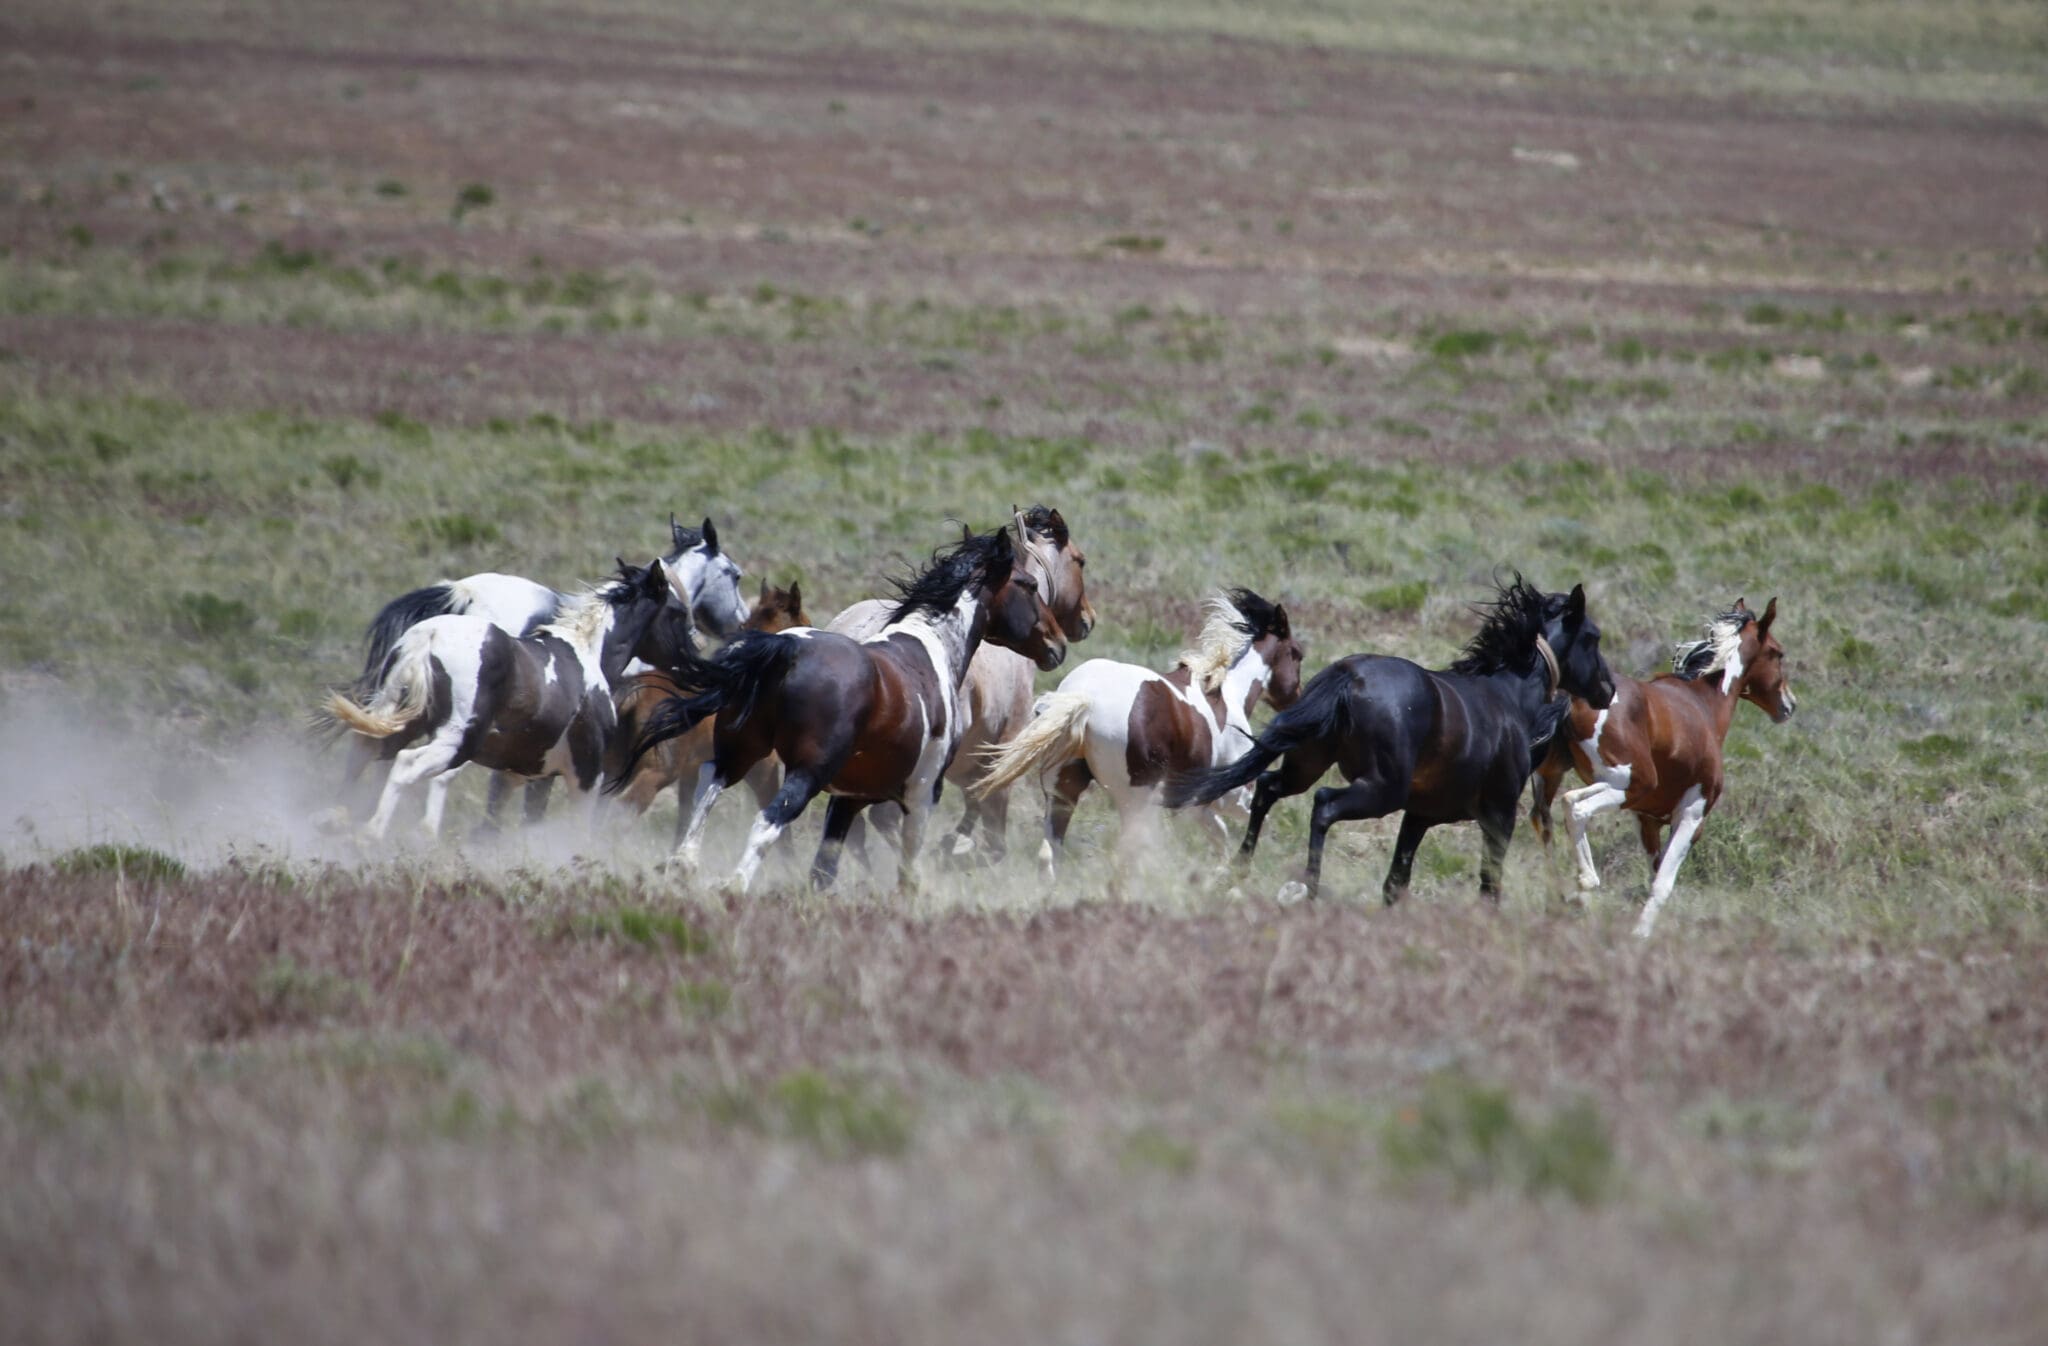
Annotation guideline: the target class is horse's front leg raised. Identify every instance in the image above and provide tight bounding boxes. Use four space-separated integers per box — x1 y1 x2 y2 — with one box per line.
1562 780 1628 894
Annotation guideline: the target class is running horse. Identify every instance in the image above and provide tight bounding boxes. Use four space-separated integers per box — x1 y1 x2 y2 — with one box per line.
615 523 1066 894
608 579 810 831
1529 597 1795 937
973 589 1302 882
828 504 1095 862
1165 575 1615 904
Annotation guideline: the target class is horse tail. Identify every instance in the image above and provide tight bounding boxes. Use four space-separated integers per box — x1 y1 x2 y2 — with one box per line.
606 632 797 792
357 583 457 695
324 638 435 739
972 692 1090 799
1161 663 1351 808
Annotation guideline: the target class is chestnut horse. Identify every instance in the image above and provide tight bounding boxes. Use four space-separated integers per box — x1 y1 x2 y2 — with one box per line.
828 504 1094 862
973 589 1303 882
1529 597 1796 937
1166 576 1614 904
608 579 810 832
616 523 1066 894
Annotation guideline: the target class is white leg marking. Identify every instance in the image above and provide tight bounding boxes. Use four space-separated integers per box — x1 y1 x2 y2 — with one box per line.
421 769 458 837
1563 781 1628 891
672 761 725 874
1636 785 1707 938
728 812 785 893
367 737 460 839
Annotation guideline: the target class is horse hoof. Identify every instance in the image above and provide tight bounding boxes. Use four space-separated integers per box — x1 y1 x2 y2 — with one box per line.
1576 875 1602 893
1275 880 1308 906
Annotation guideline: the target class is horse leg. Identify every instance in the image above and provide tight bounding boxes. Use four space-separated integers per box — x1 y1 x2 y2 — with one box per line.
1038 760 1092 882
422 768 461 838
1562 780 1628 894
730 769 824 895
895 792 937 897
522 778 553 826
1636 814 1666 890
478 770 515 835
1476 799 1518 906
1299 776 1398 902
1528 750 1566 850
1635 786 1708 939
811 796 866 891
366 735 463 840
1242 744 1336 862
672 761 728 876
1381 812 1433 907
943 791 983 866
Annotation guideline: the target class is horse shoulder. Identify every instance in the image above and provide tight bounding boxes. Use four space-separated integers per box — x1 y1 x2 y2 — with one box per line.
965 644 1035 738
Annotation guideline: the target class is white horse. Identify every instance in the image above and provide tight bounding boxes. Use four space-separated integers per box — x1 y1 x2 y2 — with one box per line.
327 561 677 840
825 505 1094 864
974 589 1302 882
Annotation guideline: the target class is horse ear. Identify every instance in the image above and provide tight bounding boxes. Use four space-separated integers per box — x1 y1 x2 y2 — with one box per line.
1566 583 1586 619
670 514 685 547
1759 596 1778 633
787 581 802 610
700 517 718 553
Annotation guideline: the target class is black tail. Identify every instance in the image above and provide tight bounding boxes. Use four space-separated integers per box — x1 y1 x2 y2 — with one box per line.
1162 663 1352 808
606 631 798 791
356 583 458 695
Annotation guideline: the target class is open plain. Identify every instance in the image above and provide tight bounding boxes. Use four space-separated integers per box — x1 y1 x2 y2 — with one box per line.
3 1 2047 1340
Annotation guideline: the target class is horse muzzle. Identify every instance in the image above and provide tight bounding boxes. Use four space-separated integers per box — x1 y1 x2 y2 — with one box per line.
1774 685 1797 723
1035 642 1068 672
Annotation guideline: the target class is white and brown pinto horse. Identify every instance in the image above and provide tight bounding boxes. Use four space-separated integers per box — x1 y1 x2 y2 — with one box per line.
827 505 1095 861
326 560 676 840
1530 597 1796 937
974 589 1302 881
616 524 1066 894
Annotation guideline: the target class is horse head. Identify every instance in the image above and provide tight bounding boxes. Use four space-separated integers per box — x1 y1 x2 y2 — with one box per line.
1735 596 1796 722
1015 504 1095 642
599 557 683 685
986 522 1067 671
1544 583 1616 709
747 578 810 634
1256 603 1305 709
663 514 750 640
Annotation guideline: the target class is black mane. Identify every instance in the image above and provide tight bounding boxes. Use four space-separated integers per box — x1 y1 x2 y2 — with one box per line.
1448 572 1550 676
1672 607 1751 682
1018 504 1069 548
665 522 704 558
885 527 1013 622
1224 587 1287 641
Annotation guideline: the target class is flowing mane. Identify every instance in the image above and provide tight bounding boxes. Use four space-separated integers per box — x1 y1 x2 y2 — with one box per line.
1448 572 1550 677
544 563 650 648
1016 503 1069 548
885 527 1012 624
1672 607 1751 685
1176 588 1285 693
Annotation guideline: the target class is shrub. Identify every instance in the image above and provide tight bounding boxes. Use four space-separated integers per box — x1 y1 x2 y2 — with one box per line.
1380 1072 1614 1204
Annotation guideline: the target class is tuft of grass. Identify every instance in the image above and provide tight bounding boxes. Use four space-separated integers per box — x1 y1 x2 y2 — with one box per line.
1362 579 1429 615
1120 1124 1199 1176
566 906 715 956
173 591 257 640
52 843 186 883
1102 234 1166 254
1380 1072 1614 1205
1428 329 1497 360
705 1070 913 1159
451 182 495 220
253 956 367 1025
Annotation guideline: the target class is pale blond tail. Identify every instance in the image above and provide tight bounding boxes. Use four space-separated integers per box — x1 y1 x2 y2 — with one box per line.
322 644 432 739
973 693 1090 798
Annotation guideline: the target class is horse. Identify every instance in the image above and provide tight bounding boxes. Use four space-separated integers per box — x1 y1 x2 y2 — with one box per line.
349 515 748 827
973 588 1303 883
614 522 1067 895
1528 596 1795 938
608 579 810 832
1163 575 1615 904
324 559 675 840
826 505 1094 863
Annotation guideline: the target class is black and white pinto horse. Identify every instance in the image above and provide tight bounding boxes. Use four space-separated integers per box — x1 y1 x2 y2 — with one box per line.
326 560 675 840
615 523 1067 894
351 515 747 826
1165 575 1616 904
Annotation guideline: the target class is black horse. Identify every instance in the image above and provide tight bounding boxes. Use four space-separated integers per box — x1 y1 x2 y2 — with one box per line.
1164 575 1615 903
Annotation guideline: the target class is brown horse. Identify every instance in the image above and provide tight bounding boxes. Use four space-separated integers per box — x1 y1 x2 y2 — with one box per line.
1529 597 1796 937
828 505 1095 862
616 524 1066 894
608 579 810 833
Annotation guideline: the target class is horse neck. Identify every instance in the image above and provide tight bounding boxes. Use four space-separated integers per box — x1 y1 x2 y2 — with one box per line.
637 607 698 673
1477 653 1553 720
1220 645 1270 732
1672 664 1746 741
892 590 986 689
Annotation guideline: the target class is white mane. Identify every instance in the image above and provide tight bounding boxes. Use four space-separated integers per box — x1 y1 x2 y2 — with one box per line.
1174 593 1254 694
540 584 620 652
1672 609 1749 690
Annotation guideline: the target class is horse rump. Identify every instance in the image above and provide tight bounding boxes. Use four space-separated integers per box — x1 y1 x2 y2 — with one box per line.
972 691 1091 798
355 582 458 696
1161 662 1351 808
607 630 799 790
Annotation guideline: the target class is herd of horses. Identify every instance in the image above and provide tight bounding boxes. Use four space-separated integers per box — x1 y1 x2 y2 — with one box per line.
323 506 1795 936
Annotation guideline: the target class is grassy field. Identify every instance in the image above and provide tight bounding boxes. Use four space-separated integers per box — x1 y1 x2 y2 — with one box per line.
3 0 2047 1340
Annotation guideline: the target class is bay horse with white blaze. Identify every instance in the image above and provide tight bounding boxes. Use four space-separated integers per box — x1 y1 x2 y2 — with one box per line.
828 505 1095 863
1165 575 1615 904
616 523 1066 893
974 589 1303 882
1529 596 1795 938
326 559 675 840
